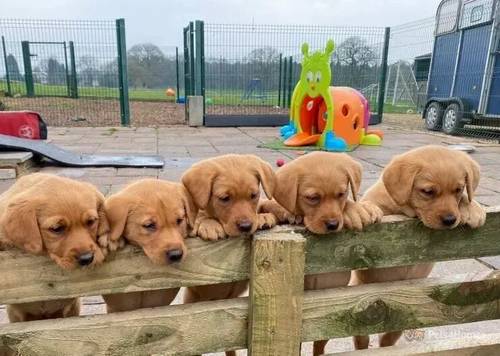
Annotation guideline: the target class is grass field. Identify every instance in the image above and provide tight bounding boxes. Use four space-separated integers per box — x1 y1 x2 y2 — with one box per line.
0 80 418 113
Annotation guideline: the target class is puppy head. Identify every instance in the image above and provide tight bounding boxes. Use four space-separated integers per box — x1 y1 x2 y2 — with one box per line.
104 179 197 265
0 174 108 270
382 145 480 229
182 154 276 237
274 152 362 234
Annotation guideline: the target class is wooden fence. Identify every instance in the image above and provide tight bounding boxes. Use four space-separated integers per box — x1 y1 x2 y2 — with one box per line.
1 207 500 355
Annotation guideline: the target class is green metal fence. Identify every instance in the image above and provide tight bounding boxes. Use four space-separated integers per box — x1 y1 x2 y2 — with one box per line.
0 19 127 126
186 22 389 126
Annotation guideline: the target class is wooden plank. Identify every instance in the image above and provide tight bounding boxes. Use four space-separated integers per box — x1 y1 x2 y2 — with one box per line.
301 271 500 342
0 298 248 356
0 237 250 305
333 332 500 355
305 206 500 275
248 232 306 356
1 208 500 305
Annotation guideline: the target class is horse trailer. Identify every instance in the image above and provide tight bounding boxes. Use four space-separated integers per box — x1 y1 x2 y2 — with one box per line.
423 0 500 135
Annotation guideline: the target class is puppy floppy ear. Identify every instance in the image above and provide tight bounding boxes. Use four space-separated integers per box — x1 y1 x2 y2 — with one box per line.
344 158 362 201
382 155 420 206
247 155 276 199
0 194 43 255
462 154 480 203
274 162 300 214
179 185 198 228
181 162 217 210
84 183 110 239
104 194 132 243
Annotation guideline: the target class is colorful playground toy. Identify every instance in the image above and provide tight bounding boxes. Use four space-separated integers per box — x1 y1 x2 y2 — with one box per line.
281 40 383 151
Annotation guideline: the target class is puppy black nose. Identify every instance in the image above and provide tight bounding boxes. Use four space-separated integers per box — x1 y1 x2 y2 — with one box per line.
77 252 94 266
237 220 253 233
325 219 339 231
441 214 457 227
166 249 183 263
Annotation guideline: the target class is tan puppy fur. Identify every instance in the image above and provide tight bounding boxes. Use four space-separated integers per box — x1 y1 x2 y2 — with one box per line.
182 154 277 356
259 151 383 356
0 173 109 322
102 179 196 313
352 145 486 349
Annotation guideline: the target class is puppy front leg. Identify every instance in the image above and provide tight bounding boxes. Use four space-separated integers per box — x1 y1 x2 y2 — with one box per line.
192 211 226 241
258 199 301 224
343 200 383 231
459 199 486 228
257 212 277 230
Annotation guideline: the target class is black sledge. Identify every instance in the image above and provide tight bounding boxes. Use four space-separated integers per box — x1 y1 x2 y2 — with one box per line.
0 134 164 168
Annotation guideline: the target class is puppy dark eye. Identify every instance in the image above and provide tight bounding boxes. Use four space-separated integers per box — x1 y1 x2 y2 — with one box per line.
176 218 184 226
337 192 345 199
250 192 258 200
421 188 435 197
49 225 66 234
455 187 463 194
86 218 97 228
142 222 157 231
219 195 231 203
306 195 320 204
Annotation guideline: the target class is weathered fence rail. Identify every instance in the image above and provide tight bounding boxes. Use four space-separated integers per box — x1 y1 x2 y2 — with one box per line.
1 207 500 355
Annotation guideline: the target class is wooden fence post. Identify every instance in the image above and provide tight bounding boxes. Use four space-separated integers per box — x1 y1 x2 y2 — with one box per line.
248 232 306 356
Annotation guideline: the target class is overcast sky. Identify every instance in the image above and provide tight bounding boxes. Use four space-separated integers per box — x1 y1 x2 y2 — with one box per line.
2 0 441 46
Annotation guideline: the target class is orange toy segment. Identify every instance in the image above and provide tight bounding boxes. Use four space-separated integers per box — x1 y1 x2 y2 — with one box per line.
329 87 365 146
284 132 321 146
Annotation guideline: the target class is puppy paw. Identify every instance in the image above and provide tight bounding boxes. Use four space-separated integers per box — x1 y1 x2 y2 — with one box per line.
97 233 125 255
257 213 277 230
194 218 227 241
344 201 383 231
460 200 486 228
258 199 297 224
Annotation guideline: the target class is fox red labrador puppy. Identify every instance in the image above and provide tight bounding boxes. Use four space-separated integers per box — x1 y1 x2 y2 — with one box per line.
182 154 276 356
259 151 383 355
352 145 486 349
102 179 197 312
0 173 109 323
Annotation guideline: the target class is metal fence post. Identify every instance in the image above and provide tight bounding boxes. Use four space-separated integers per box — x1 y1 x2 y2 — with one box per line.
195 20 205 117
63 42 71 97
287 56 293 108
1 36 12 97
278 53 282 107
282 57 288 108
375 27 391 124
183 26 190 97
68 41 78 99
116 18 130 126
21 41 34 97
175 46 180 100
189 22 195 98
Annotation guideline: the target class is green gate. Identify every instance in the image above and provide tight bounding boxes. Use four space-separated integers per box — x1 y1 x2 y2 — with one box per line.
20 41 78 98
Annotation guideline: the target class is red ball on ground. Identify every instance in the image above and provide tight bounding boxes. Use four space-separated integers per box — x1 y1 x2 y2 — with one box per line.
276 158 285 167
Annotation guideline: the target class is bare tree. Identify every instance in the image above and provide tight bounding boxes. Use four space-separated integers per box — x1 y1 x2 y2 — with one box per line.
245 47 280 89
127 43 175 89
334 37 377 67
77 56 98 86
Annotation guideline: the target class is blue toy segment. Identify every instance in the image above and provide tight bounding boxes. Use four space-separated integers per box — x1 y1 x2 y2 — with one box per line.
487 50 500 115
280 123 296 139
453 25 491 111
428 32 461 99
323 132 347 152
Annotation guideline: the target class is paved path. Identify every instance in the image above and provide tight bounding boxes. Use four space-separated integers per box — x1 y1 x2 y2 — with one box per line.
1 124 500 354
